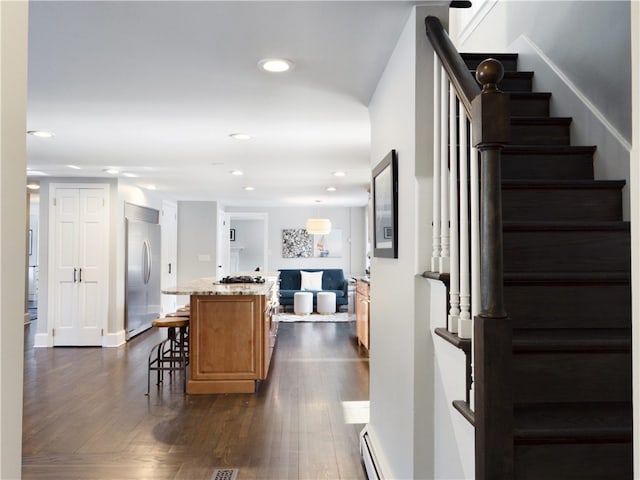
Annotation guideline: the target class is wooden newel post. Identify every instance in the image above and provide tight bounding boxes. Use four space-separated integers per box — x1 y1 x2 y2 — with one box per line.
471 59 514 480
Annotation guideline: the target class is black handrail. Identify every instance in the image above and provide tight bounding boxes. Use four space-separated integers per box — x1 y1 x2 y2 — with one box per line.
424 15 480 117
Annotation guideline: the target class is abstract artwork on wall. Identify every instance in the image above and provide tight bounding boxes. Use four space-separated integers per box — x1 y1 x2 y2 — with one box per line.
282 229 313 258
282 228 343 258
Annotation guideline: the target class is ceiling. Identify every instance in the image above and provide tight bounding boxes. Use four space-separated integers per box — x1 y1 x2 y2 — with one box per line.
26 1 418 207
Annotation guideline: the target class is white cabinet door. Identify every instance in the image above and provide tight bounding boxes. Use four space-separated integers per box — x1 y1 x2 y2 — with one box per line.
50 186 108 346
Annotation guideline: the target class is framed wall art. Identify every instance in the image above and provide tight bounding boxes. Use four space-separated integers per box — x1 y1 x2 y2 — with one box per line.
372 149 398 258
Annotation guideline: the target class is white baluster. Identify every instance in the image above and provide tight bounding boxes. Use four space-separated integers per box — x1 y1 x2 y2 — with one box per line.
431 54 441 273
458 112 472 339
448 90 459 333
470 124 480 410
470 133 480 320
439 71 450 273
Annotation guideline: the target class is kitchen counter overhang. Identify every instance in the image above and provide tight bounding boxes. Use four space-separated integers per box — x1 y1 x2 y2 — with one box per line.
162 277 274 296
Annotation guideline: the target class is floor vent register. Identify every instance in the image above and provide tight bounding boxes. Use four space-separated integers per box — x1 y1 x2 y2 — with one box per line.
211 468 239 480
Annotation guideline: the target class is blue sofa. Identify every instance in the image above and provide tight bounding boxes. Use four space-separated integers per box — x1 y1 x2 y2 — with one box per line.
278 268 349 311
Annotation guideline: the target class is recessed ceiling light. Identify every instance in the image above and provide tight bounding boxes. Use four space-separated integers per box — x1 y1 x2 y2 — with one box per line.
27 183 40 190
333 171 346 177
230 170 244 176
258 58 294 73
67 164 81 170
326 186 337 192
142 184 156 191
122 172 138 178
229 133 251 140
244 186 255 191
27 130 54 138
26 170 48 176
104 168 120 175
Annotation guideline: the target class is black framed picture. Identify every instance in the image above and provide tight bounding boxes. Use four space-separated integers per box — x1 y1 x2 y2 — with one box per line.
230 228 236 242
372 149 398 258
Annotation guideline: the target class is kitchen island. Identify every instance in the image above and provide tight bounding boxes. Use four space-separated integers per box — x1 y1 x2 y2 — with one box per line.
162 277 278 394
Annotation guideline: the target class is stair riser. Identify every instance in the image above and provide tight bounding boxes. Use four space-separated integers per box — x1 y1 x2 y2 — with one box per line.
514 352 631 403
496 76 533 92
505 284 631 329
504 230 630 273
511 123 570 145
501 154 593 180
502 189 622 222
510 97 550 117
471 74 533 93
461 54 518 71
515 443 632 480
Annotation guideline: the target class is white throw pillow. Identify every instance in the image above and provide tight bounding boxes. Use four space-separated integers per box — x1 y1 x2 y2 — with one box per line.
300 270 323 291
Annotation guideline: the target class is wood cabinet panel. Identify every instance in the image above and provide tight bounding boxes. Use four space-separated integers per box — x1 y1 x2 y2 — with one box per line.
191 296 260 379
188 291 276 394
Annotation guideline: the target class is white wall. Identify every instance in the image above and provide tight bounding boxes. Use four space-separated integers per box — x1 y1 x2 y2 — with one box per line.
430 280 475 479
177 201 219 282
366 5 449 478
225 205 367 276
0 1 28 476
453 0 632 217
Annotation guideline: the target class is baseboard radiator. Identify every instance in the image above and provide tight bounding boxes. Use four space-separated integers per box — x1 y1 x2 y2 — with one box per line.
360 427 382 480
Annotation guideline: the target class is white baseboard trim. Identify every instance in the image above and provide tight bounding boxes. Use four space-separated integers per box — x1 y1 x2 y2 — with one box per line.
103 329 126 347
360 425 384 480
33 333 52 348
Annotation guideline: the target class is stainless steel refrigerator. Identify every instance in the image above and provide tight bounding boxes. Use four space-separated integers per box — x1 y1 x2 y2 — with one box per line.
125 204 161 340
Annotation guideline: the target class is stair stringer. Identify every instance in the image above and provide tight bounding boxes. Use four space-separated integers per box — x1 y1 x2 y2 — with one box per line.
508 34 631 218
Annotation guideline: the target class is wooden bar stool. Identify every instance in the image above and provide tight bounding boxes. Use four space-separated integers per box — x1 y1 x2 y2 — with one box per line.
146 317 189 395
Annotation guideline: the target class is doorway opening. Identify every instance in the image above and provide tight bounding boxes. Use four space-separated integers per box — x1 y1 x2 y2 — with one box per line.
228 213 268 273
27 192 40 322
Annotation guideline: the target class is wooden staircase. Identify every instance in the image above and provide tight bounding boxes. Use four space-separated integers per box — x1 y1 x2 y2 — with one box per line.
462 53 633 479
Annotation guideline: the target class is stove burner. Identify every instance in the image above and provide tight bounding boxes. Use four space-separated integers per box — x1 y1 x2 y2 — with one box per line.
219 275 265 284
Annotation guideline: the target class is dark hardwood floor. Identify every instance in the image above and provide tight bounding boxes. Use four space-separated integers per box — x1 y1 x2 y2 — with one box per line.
22 321 369 479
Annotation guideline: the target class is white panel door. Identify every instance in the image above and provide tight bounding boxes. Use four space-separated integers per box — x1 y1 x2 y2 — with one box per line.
51 186 108 346
75 188 106 344
161 201 177 314
53 188 80 341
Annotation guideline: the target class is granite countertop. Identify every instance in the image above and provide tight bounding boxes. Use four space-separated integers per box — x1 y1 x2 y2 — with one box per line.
162 277 274 296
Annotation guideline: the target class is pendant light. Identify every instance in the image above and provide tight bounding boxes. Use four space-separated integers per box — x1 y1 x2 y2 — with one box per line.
306 218 332 235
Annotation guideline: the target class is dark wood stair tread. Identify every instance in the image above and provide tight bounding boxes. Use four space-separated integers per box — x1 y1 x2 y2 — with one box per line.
513 328 630 353
511 116 572 125
501 179 624 189
510 92 551 101
514 402 632 444
504 271 631 285
502 145 595 155
434 327 470 353
503 221 630 232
